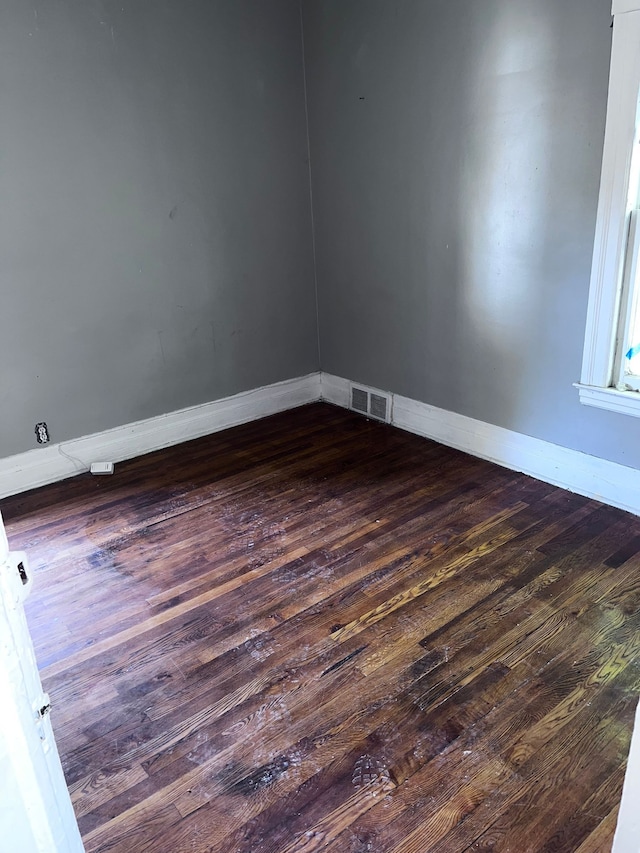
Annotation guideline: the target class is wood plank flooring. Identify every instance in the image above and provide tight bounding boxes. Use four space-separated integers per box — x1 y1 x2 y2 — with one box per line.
2 402 640 853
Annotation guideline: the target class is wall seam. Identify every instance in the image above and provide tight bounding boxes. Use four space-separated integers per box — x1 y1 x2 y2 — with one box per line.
299 1 322 369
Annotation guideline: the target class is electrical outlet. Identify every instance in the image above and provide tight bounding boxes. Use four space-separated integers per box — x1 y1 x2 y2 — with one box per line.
35 422 50 444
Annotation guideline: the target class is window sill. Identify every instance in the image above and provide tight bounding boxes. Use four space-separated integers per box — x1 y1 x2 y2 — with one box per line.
575 383 640 418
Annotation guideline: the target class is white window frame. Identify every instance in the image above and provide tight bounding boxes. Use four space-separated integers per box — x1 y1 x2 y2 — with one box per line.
577 0 640 417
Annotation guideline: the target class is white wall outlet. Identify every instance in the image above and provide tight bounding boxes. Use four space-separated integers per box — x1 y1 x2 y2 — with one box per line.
90 462 114 475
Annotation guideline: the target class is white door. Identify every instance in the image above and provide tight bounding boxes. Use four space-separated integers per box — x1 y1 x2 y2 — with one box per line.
0 511 84 853
613 697 640 853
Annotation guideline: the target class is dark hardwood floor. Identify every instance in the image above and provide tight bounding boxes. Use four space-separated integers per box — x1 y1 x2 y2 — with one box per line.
2 402 640 853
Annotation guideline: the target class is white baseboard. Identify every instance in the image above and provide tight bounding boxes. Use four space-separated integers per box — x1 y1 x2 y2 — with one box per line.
321 373 640 516
320 372 351 409
0 373 321 500
2 370 638 516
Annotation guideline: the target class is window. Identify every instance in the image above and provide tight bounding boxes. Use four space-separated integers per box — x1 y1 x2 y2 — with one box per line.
577 0 640 417
617 205 640 391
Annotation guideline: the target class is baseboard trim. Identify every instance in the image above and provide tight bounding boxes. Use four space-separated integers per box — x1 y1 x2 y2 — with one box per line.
321 373 640 516
0 373 321 500
3 370 638 515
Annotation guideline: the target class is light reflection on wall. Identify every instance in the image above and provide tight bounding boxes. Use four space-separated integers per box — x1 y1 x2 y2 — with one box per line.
460 5 551 358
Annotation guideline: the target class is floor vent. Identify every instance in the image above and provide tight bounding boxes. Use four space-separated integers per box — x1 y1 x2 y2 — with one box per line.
369 392 388 422
351 386 369 414
350 385 391 423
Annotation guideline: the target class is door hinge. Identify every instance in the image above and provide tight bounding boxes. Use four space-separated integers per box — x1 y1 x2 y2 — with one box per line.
35 693 51 719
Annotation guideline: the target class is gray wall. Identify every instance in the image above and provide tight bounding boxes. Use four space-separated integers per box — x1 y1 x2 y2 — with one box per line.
303 0 640 469
3 0 637 473
0 0 318 458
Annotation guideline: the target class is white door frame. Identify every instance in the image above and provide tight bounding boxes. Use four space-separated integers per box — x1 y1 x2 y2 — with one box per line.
613 697 640 853
0 513 84 853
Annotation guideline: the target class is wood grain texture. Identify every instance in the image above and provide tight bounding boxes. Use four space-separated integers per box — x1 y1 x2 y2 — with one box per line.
2 402 639 853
